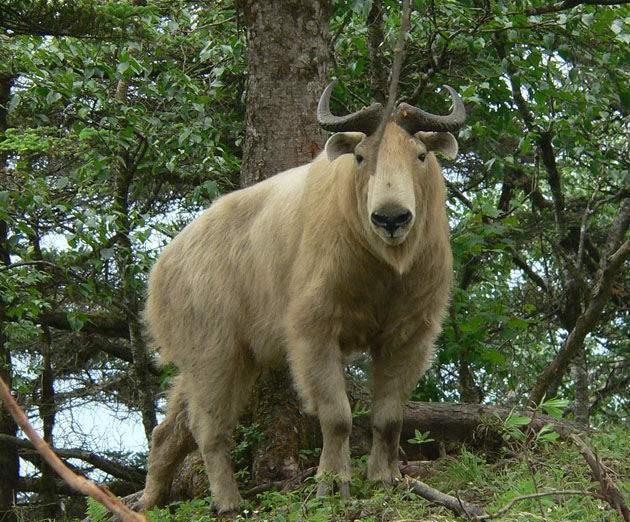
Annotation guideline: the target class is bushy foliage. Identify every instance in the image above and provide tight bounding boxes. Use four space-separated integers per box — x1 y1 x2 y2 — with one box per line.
0 0 627 517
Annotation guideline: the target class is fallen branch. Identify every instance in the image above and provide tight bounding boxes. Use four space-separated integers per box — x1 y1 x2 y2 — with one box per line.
474 490 605 520
404 476 485 519
570 433 629 521
0 376 147 522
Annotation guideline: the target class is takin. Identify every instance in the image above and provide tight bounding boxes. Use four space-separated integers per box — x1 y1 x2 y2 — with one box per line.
138 82 465 514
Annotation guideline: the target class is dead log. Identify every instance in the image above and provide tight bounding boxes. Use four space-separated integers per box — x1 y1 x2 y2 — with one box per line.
352 401 577 460
160 401 578 502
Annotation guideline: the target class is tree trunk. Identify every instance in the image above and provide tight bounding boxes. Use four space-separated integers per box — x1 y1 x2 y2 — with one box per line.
113 57 158 442
38 329 58 518
238 0 329 186
236 0 330 483
250 367 309 483
238 0 330 481
367 0 388 104
571 345 590 427
0 73 19 522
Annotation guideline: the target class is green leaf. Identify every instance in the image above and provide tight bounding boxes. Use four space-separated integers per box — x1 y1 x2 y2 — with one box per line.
540 398 570 418
117 61 130 75
79 128 98 140
46 91 62 104
543 33 555 48
480 349 506 366
8 93 21 112
54 176 70 190
66 313 85 332
100 247 115 260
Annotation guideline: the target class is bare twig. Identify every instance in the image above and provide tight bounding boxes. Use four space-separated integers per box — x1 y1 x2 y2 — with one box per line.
0 434 146 483
529 198 630 405
404 476 486 518
570 433 630 521
370 0 412 158
474 489 605 520
0 376 147 522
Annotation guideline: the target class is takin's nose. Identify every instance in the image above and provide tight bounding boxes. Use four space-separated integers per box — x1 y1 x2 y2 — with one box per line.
370 206 413 235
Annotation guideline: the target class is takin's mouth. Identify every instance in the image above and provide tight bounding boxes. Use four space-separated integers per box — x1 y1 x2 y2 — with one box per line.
372 226 410 246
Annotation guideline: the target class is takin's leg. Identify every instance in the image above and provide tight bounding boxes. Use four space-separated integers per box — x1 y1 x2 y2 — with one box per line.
288 337 352 498
368 337 434 483
183 343 260 514
137 378 196 510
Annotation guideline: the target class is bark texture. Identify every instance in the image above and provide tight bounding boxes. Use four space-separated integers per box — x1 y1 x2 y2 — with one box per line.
250 367 309 483
236 0 330 482
238 0 330 187
367 0 388 104
0 72 19 522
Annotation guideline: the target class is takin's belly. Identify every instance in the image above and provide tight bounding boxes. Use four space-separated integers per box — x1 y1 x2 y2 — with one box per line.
245 300 421 366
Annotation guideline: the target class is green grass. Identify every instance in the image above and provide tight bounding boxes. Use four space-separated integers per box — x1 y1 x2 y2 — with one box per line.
85 425 629 521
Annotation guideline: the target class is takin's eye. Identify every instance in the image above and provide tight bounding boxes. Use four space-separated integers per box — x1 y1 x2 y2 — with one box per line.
355 153 364 164
417 152 427 162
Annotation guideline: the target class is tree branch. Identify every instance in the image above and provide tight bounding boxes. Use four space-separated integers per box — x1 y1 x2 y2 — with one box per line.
0 376 147 521
366 0 388 104
529 199 630 405
0 434 146 484
526 0 630 16
509 250 549 293
39 312 130 339
78 335 161 376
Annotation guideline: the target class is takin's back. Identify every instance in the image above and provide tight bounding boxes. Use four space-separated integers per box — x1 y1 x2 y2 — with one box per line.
145 161 316 369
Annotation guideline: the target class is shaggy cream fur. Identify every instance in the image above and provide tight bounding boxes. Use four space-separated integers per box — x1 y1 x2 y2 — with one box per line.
139 123 457 513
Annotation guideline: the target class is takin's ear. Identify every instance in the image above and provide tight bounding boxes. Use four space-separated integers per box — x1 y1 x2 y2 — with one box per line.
415 131 458 160
324 132 366 162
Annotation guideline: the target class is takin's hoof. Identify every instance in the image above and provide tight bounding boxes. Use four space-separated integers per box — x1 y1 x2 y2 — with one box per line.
316 480 351 499
211 493 243 517
367 465 402 485
374 478 402 490
213 507 241 519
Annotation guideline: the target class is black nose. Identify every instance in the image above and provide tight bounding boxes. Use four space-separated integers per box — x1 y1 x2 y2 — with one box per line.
371 208 413 235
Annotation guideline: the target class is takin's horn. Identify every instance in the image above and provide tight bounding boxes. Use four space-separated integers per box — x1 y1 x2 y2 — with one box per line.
394 85 466 133
317 81 383 135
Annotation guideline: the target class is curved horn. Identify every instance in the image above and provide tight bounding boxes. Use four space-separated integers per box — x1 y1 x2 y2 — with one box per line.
317 81 383 135
394 85 466 133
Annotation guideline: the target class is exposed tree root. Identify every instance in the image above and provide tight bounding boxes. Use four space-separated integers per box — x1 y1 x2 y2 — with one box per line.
243 466 317 497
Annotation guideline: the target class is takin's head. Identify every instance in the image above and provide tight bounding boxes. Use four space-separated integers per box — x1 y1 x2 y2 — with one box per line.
317 82 465 269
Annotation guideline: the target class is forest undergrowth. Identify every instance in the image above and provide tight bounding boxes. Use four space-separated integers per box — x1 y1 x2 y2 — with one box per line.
79 424 628 522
